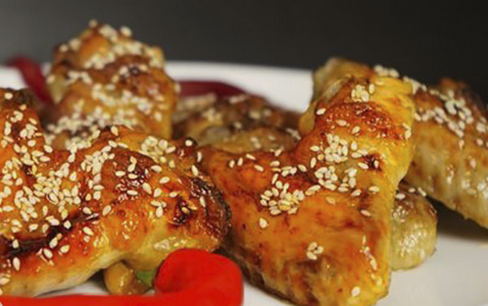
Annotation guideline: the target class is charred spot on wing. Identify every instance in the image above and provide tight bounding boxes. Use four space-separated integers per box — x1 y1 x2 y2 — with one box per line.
191 177 231 238
363 154 382 171
171 196 192 225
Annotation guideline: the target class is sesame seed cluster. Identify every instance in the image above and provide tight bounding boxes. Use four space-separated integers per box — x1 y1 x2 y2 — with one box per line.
47 20 178 140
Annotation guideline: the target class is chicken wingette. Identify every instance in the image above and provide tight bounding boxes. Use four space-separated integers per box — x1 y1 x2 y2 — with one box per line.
199 58 416 305
406 78 488 228
46 21 177 139
0 88 229 296
315 58 488 229
176 92 436 271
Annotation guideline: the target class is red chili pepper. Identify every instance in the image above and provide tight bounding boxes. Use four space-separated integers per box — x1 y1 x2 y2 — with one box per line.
6 57 53 104
0 249 243 306
178 80 247 98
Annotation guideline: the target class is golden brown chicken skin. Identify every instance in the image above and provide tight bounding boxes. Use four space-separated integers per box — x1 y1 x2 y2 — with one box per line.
391 183 437 270
173 94 300 143
324 59 488 228
405 78 488 228
0 88 229 296
46 21 177 139
176 92 437 272
200 58 416 305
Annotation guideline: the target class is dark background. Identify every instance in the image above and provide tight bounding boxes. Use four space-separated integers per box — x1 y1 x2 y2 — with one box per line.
1 0 487 99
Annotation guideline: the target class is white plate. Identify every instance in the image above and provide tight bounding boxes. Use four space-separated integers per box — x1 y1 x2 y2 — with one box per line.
1 62 488 306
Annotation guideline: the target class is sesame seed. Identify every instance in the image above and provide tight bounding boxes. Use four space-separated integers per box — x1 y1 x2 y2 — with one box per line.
351 286 361 297
245 153 256 160
127 190 138 196
120 26 132 37
93 191 102 200
316 108 326 115
60 245 70 254
102 205 112 216
358 162 369 170
0 277 10 286
153 188 162 197
395 193 406 200
12 257 20 271
368 186 380 193
360 209 371 217
159 176 170 184
4 92 13 100
82 226 94 236
196 151 203 163
155 206 164 218
191 165 199 176
143 182 152 194
199 196 206 207
49 237 59 249
351 189 362 197
110 126 119 136
259 217 269 229
151 165 162 173
43 248 53 259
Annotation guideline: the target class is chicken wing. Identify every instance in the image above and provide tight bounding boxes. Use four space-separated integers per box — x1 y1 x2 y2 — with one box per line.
200 58 416 305
319 58 488 228
177 92 436 271
0 88 229 296
406 78 488 228
46 21 177 139
391 183 437 270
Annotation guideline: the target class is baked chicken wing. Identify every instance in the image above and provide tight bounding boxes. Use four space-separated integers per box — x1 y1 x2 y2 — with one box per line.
176 92 437 272
199 58 416 305
46 21 177 139
405 78 488 228
391 183 437 270
326 59 488 228
0 88 229 296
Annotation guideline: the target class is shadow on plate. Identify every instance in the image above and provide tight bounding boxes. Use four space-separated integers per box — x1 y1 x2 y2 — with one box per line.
435 201 488 242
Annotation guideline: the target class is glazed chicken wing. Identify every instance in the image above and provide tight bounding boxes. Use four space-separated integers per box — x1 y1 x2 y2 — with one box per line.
46 21 177 139
176 92 437 271
199 58 416 305
391 183 436 270
326 59 488 228
0 89 229 296
405 78 488 228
